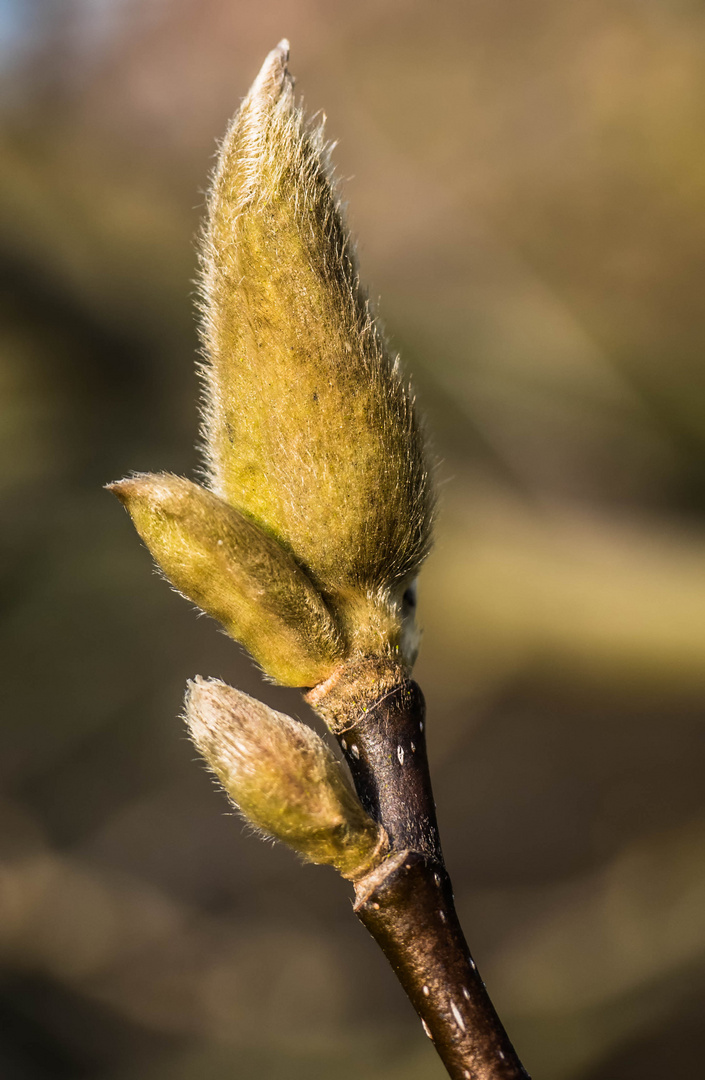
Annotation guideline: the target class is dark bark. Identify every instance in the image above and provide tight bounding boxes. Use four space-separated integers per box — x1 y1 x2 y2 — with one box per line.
334 681 529 1080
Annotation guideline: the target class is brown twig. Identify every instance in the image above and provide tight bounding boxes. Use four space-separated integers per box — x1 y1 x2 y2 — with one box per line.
309 669 529 1080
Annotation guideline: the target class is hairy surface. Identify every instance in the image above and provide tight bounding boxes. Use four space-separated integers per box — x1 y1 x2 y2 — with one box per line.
199 41 434 616
110 42 434 679
109 474 343 686
185 676 387 879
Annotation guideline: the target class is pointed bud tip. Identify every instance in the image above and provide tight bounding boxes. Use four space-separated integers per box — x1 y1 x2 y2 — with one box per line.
251 39 292 102
185 678 263 752
106 475 164 515
106 473 187 509
105 474 152 497
185 674 228 728
105 478 133 505
185 675 224 716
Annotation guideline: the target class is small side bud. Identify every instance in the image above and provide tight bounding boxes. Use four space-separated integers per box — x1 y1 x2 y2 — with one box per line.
108 474 343 686
185 677 387 880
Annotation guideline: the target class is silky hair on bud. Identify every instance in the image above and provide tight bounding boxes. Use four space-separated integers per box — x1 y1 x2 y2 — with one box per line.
198 41 434 637
185 677 387 880
109 42 435 680
108 473 343 686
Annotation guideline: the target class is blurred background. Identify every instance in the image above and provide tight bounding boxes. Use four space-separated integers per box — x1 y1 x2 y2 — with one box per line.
2 2 705 1078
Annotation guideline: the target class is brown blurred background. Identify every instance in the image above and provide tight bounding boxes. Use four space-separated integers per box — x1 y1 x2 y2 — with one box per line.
2 2 705 1078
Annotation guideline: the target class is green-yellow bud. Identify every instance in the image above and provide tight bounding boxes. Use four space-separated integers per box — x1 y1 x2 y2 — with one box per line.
185 677 387 880
199 40 434 656
108 473 343 686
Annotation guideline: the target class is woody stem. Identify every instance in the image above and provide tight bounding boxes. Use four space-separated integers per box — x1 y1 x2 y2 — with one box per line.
315 678 529 1080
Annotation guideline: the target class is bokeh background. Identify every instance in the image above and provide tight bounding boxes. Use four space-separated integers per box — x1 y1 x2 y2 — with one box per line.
2 2 705 1078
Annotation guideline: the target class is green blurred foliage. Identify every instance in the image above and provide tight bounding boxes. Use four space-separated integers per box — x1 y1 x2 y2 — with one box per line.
1 2 704 1078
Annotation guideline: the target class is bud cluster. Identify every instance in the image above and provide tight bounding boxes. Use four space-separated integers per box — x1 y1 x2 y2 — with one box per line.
109 41 433 878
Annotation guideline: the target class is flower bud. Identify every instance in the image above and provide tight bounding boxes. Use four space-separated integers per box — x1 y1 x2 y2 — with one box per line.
108 474 343 686
199 41 434 656
185 677 387 880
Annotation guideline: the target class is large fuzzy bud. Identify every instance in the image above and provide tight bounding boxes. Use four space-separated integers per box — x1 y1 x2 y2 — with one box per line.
198 40 434 658
185 677 387 880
